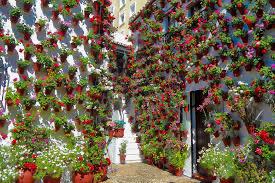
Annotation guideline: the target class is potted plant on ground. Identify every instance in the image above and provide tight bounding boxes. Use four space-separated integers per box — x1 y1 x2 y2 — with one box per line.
119 141 127 164
9 7 21 23
35 145 71 183
114 120 126 138
167 150 188 176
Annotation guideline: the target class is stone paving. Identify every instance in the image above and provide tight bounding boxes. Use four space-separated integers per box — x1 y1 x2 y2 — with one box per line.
105 163 200 183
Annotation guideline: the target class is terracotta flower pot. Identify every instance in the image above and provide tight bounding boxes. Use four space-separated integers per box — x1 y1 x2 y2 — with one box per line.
213 131 219 138
24 52 32 60
7 99 13 106
66 104 73 111
10 15 20 23
108 130 115 138
1 0 7 5
17 170 35 183
233 69 240 77
222 137 231 147
93 1 100 13
43 176 61 183
220 178 234 183
33 62 42 72
233 136 240 147
41 0 50 7
23 3 32 12
0 119 6 128
244 63 252 71
60 54 67 63
115 128 124 138
17 88 25 96
168 164 174 173
146 157 153 165
18 66 25 75
245 124 256 134
72 172 94 183
52 10 59 20
269 0 275 8
7 43 16 52
173 168 183 176
120 154 126 164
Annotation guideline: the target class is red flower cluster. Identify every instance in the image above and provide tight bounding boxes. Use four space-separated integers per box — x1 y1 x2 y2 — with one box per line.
257 130 274 145
23 162 37 172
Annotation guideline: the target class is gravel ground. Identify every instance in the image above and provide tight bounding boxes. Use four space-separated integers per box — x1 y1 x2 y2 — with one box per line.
104 163 200 183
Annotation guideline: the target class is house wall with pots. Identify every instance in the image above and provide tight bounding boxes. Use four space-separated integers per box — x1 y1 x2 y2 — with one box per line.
0 0 124 182
126 0 274 180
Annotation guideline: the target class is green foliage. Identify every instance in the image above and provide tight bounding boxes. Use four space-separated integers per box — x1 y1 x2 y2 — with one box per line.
167 150 188 169
17 59 31 68
0 146 18 183
119 140 127 155
9 7 21 17
17 23 34 34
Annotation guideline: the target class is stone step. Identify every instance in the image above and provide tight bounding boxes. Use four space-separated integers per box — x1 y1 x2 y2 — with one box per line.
125 154 143 161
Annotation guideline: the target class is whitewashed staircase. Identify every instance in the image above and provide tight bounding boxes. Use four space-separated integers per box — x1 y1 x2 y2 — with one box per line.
107 103 143 164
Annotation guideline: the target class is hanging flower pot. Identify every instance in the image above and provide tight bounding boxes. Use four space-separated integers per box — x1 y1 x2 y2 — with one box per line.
245 123 256 134
233 121 241 130
237 3 245 15
108 129 115 138
115 128 124 138
72 172 94 183
222 136 231 147
220 70 226 78
17 170 35 183
217 0 222 7
66 104 73 111
0 118 6 128
34 85 41 93
269 0 275 8
256 9 263 18
41 0 50 7
60 53 68 63
241 36 248 44
24 52 32 60
17 88 26 96
244 63 252 71
233 136 240 146
43 176 61 183
7 43 16 52
23 2 33 12
120 154 126 164
7 99 14 106
33 62 42 72
66 87 74 95
1 0 7 6
233 69 241 77
52 10 59 20
93 1 100 13
213 131 220 138
92 25 99 34
18 66 25 75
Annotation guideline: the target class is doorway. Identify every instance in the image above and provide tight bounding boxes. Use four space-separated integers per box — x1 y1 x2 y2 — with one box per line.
190 90 210 178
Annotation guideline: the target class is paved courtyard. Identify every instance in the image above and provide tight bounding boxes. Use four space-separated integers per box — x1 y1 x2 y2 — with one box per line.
105 163 199 183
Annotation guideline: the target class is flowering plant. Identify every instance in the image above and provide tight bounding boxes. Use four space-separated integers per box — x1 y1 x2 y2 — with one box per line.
0 146 18 182
34 144 73 179
198 145 236 179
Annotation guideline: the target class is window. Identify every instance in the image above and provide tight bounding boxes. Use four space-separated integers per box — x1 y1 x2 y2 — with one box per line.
119 13 125 25
120 0 126 8
129 3 136 17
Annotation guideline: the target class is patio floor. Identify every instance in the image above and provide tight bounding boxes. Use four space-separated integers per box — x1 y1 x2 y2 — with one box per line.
105 163 199 183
